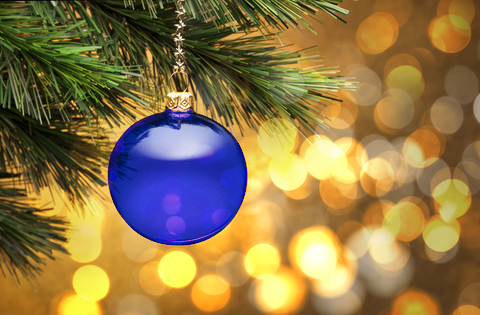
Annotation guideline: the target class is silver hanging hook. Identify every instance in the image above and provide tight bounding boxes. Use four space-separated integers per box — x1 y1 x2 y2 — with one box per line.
166 0 194 112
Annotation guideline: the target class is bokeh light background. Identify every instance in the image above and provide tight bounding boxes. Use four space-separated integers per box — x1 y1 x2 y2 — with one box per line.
2 0 480 314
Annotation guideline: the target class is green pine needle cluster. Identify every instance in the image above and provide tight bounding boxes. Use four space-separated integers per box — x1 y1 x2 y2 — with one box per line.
0 0 353 284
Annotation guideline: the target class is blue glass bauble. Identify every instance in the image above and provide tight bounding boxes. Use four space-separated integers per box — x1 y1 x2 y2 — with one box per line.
108 109 247 245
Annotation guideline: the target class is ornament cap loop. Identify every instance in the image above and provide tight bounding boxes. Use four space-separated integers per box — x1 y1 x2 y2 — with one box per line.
166 91 194 112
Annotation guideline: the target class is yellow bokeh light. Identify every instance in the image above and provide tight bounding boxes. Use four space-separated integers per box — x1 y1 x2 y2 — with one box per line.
430 97 464 135
375 91 415 131
369 228 406 266
257 119 297 157
158 251 196 288
449 0 476 24
360 157 395 197
453 305 480 315
66 223 102 263
392 290 440 315
269 153 307 191
356 13 399 54
429 15 471 53
386 66 425 102
253 274 288 312
191 275 231 312
305 137 348 180
320 179 357 212
58 294 102 315
383 201 425 242
423 216 460 252
283 175 314 200
312 249 357 298
384 54 422 79
72 265 110 302
300 243 337 279
245 244 281 278
289 226 340 278
433 179 471 221
404 127 445 168
139 261 170 296
362 200 393 226
252 267 306 314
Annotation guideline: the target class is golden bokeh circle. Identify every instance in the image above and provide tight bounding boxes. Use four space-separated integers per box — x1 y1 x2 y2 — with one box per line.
72 265 110 302
356 13 399 54
245 243 281 279
429 14 471 53
392 290 440 315
191 274 231 312
158 251 196 288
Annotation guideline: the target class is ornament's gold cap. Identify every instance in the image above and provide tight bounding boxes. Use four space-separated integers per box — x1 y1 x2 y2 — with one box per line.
166 92 194 112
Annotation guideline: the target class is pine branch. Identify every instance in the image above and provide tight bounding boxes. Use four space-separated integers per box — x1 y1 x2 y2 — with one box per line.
0 1 153 127
0 180 68 285
0 108 111 211
85 1 354 135
125 0 350 34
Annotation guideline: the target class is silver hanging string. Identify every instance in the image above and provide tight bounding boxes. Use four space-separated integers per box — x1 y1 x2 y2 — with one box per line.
172 0 188 78
166 0 194 112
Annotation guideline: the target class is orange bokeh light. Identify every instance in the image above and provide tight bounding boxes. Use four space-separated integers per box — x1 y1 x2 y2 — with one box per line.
429 15 471 53
392 290 440 315
357 13 399 54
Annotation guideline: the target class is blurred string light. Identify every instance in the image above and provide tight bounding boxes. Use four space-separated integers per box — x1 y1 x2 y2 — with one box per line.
383 201 425 242
58 294 102 315
269 153 307 191
356 13 399 54
311 248 357 298
191 274 231 312
423 215 460 252
404 127 445 168
158 251 196 288
430 96 464 135
72 265 110 302
453 305 480 315
249 267 306 314
429 0 474 53
244 243 281 278
391 290 440 315
288 226 343 280
432 179 471 221
375 89 415 132
386 66 424 102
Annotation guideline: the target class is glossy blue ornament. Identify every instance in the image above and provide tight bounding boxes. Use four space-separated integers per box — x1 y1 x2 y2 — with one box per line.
108 109 247 245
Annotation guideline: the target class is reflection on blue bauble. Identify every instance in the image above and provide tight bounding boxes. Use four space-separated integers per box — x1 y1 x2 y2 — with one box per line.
108 109 247 245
